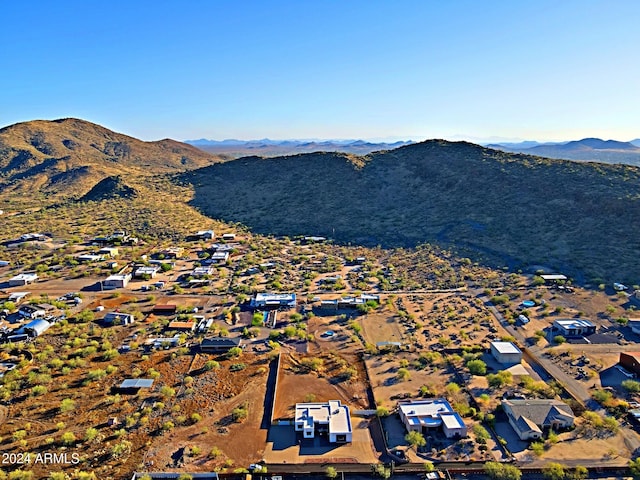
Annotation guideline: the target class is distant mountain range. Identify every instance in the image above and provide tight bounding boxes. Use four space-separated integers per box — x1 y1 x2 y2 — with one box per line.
185 138 414 157
487 138 640 165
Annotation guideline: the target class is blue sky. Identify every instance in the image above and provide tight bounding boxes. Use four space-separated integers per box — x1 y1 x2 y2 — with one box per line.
1 1 639 142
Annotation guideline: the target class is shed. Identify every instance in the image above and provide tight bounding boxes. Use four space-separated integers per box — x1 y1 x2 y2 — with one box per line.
153 304 177 315
490 341 523 365
19 319 51 337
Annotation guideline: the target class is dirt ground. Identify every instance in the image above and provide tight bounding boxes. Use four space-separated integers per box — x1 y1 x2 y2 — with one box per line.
272 351 371 420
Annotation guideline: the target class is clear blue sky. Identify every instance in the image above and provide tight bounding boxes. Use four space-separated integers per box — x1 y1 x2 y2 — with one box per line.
1 0 639 142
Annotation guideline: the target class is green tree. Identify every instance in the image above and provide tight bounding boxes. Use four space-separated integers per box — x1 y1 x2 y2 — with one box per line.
629 458 640 478
405 430 426 450
623 380 640 393
61 431 76 445
568 466 588 480
326 466 338 479
467 359 487 375
397 367 410 381
484 462 522 480
542 462 567 480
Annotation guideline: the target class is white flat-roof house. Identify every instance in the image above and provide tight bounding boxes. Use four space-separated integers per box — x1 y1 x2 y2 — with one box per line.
134 266 160 278
398 399 467 439
250 293 297 309
9 273 38 287
192 266 214 278
490 341 523 365
551 319 596 338
295 400 352 443
103 274 132 289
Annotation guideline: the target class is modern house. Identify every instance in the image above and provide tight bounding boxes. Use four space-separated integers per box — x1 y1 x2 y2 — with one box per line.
319 294 380 310
490 341 523 365
502 399 575 440
103 274 132 289
551 319 596 338
18 319 52 337
134 266 160 278
294 400 352 443
398 399 467 439
18 304 46 319
250 293 297 309
103 312 136 325
9 273 38 287
200 337 242 353
619 352 640 376
161 247 184 259
190 230 215 241
221 233 236 241
192 266 214 278
209 251 229 264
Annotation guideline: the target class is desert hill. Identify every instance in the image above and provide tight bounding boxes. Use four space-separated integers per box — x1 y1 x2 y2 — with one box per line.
490 137 640 165
0 118 223 198
180 140 640 284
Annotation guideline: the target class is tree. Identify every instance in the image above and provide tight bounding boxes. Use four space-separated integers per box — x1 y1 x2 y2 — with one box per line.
542 462 567 480
405 430 426 450
85 427 99 442
623 379 640 393
553 335 566 344
397 367 410 381
484 462 522 480
568 466 588 480
629 458 640 478
467 359 487 375
326 466 338 479
61 431 76 445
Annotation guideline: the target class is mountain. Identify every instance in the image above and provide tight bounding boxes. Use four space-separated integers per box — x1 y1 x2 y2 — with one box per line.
179 141 640 284
491 138 640 165
185 138 414 158
630 139 640 147
0 118 223 198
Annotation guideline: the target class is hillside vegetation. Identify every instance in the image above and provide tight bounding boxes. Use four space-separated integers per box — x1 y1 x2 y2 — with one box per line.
180 140 640 284
0 118 223 200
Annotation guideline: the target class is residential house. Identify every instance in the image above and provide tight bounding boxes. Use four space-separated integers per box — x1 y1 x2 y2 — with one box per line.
200 337 242 353
551 319 596 338
118 378 154 393
161 247 184 259
192 266 214 278
77 254 104 263
103 312 135 325
490 341 523 365
103 274 132 289
209 251 229 264
221 233 236 241
294 400 352 443
539 274 568 284
398 399 467 439
167 320 196 332
9 273 38 287
134 266 160 278
18 304 46 319
502 399 575 440
250 293 297 309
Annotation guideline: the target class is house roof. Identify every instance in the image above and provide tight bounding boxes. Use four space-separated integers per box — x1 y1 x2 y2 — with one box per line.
491 341 522 354
502 399 575 428
201 337 241 347
120 379 154 389
168 321 195 330
621 352 640 360
295 400 352 435
553 319 595 329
